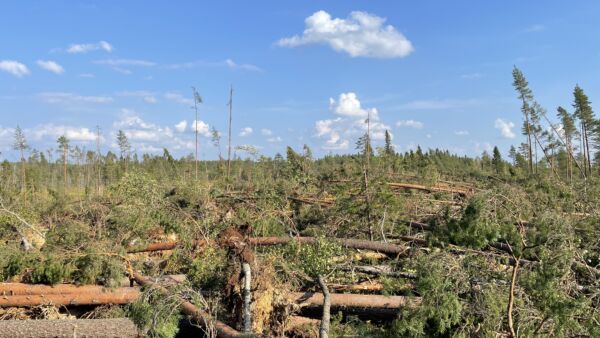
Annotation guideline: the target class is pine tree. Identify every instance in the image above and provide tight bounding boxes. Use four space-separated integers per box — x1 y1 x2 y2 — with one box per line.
557 106 577 180
572 85 595 175
13 126 28 191
512 67 534 174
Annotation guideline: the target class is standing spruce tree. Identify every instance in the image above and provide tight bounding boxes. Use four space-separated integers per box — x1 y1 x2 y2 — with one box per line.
512 67 534 174
384 129 394 156
572 85 595 175
57 135 70 189
13 126 28 191
492 146 504 174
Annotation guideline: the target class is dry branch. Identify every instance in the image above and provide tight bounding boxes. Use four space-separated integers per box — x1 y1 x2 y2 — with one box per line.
0 318 138 338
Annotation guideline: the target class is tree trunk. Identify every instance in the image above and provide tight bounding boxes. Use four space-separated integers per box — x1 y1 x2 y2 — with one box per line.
316 275 330 338
242 262 252 334
0 318 138 338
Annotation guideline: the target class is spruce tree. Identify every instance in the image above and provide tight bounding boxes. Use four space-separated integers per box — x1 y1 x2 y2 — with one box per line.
13 126 28 191
512 67 534 174
572 85 595 174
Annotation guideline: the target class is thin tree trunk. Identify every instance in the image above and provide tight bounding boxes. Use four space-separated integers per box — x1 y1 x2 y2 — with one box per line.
242 262 252 334
317 275 330 338
227 85 233 181
507 257 519 338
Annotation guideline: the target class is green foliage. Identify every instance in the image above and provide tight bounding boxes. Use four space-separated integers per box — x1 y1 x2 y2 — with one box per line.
284 238 342 277
29 256 73 285
186 246 228 290
128 287 181 338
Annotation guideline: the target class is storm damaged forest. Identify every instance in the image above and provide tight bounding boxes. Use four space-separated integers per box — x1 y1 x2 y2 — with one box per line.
0 68 598 337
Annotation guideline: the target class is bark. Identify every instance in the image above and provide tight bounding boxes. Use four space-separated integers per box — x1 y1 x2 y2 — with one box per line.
316 275 330 338
0 290 139 307
337 265 417 279
132 272 240 338
129 237 408 255
289 292 421 311
387 182 469 196
0 318 138 338
242 262 252 334
0 283 140 296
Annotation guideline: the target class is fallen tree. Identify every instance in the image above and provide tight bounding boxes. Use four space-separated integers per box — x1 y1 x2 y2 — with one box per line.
0 318 138 338
0 283 140 296
387 182 470 197
290 292 421 311
132 272 241 338
129 236 411 256
0 289 140 307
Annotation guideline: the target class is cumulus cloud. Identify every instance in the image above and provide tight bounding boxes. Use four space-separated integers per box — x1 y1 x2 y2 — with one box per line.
315 92 391 150
112 110 209 154
31 124 97 142
0 60 30 77
277 10 414 58
396 119 424 129
267 136 282 143
36 60 64 74
239 127 253 137
175 120 187 133
261 128 273 136
67 41 113 53
224 59 262 72
39 92 113 104
494 118 516 139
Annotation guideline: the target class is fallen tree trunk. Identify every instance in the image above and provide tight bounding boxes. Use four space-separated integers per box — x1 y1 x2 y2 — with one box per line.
0 318 138 338
132 272 241 338
337 265 417 279
290 292 421 311
387 182 469 197
129 237 410 256
0 289 140 307
0 283 140 296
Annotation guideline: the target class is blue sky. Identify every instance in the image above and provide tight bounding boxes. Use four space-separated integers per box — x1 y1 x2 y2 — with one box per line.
1 1 600 160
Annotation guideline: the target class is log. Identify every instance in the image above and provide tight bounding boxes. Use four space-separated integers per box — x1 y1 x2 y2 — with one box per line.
132 272 241 338
290 292 420 311
0 318 138 338
387 182 469 196
129 237 409 256
337 265 417 279
0 283 141 296
0 290 140 307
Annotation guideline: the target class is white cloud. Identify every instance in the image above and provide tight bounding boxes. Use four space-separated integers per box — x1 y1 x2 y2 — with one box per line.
31 124 97 142
455 130 469 136
67 41 113 53
239 127 253 137
191 120 210 137
396 119 424 129
494 118 516 139
315 92 391 150
117 91 158 104
112 110 208 154
267 136 282 143
175 120 187 133
261 128 273 136
0 60 30 77
277 10 414 58
36 60 64 74
39 92 113 104
164 92 193 106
